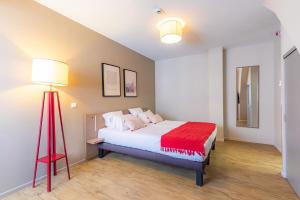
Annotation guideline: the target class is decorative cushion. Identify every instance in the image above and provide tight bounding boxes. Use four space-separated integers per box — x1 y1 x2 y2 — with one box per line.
124 116 145 131
144 110 154 119
102 111 123 128
149 114 164 124
137 110 155 124
137 112 151 124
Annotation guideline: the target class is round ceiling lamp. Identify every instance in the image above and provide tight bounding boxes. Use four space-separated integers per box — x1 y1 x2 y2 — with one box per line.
157 17 185 44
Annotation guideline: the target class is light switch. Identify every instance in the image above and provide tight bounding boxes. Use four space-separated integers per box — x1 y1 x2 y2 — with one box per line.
70 102 78 109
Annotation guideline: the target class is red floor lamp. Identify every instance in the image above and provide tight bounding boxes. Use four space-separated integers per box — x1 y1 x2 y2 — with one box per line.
31 58 70 192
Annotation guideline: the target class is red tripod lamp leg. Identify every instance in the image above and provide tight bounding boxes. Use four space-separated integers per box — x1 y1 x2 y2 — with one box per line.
51 92 57 176
47 92 52 192
32 92 46 188
56 92 71 179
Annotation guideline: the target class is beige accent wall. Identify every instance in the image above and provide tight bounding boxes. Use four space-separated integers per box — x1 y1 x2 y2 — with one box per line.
0 0 154 195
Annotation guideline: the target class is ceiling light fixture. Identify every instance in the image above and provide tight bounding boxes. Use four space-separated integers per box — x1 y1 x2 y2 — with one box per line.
157 17 185 44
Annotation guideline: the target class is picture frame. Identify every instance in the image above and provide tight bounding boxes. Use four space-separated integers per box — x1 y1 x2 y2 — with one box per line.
101 63 121 97
123 69 137 97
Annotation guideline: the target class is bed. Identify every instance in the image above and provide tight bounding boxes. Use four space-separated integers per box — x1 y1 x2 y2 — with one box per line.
85 110 217 186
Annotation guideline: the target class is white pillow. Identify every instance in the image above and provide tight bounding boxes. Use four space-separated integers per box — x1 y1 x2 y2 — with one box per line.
128 107 143 116
102 111 123 128
137 112 150 124
110 115 129 131
123 114 137 121
109 114 139 131
137 110 154 124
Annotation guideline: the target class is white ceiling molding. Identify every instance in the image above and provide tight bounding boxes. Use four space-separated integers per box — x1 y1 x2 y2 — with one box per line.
35 0 280 60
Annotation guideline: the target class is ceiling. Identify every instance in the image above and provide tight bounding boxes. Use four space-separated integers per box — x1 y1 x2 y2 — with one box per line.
35 0 280 61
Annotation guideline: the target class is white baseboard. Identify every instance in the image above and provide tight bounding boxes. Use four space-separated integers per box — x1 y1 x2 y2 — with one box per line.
0 173 46 198
281 170 287 178
274 143 282 153
224 137 274 146
0 158 86 198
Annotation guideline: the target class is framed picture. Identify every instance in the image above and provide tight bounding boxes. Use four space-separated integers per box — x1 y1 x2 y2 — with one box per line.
123 69 137 97
101 63 121 97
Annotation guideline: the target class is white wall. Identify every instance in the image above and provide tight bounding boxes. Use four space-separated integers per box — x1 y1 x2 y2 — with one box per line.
274 37 282 152
260 0 298 163
208 47 224 140
281 27 295 55
264 0 300 51
224 41 281 145
155 54 209 122
264 0 298 158
155 50 224 141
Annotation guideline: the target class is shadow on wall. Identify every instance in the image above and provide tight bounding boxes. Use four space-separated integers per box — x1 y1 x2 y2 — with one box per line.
0 33 32 91
223 49 228 139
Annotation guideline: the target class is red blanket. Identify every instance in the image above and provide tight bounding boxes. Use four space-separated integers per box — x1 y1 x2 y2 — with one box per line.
161 122 216 156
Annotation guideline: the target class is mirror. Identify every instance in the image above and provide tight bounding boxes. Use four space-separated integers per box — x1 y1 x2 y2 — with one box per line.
236 66 259 128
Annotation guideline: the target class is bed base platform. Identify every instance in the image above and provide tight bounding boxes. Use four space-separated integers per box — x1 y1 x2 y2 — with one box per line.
98 139 216 187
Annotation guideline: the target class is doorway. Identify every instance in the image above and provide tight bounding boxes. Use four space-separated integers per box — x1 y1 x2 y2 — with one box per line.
284 47 300 197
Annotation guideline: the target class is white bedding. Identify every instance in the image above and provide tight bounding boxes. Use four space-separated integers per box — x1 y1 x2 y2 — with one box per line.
98 120 217 162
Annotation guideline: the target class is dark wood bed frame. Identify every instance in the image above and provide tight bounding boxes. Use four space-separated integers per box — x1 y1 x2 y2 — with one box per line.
85 110 216 187
98 140 215 186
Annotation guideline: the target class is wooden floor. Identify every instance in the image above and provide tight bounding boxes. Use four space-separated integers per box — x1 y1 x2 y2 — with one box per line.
3 141 299 200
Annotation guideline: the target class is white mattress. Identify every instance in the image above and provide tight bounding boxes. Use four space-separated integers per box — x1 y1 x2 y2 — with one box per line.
98 120 217 162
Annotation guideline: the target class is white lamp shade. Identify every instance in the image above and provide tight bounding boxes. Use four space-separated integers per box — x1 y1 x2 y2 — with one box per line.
32 58 69 86
157 17 185 44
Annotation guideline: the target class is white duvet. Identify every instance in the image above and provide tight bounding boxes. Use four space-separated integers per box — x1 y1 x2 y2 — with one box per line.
98 120 217 162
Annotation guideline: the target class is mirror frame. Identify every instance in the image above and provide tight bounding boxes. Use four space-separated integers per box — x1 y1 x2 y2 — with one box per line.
236 65 260 128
